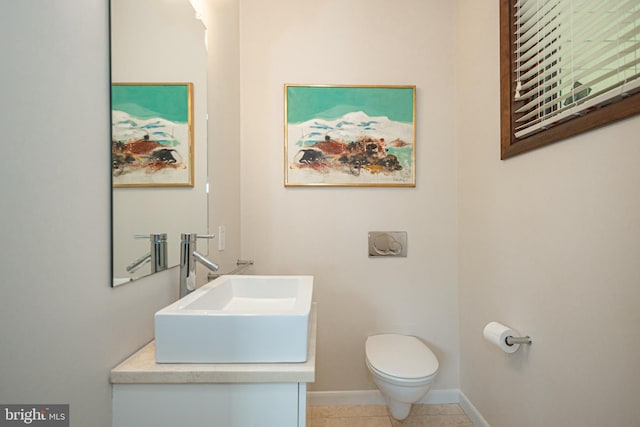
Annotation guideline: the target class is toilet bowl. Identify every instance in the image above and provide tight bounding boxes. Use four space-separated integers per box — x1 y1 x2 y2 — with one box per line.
365 334 439 420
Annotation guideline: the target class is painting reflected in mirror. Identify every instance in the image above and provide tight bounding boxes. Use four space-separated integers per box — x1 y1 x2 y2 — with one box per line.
112 83 195 187
110 0 208 286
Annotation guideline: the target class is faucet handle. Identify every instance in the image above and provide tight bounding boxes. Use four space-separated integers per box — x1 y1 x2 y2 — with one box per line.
134 233 167 242
180 233 215 245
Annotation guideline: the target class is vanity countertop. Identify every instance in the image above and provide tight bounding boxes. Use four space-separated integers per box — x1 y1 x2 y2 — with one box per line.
110 304 316 384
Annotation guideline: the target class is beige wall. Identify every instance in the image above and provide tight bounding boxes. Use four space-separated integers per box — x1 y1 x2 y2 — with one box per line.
239 0 460 392
456 1 640 426
202 0 243 275
0 1 178 425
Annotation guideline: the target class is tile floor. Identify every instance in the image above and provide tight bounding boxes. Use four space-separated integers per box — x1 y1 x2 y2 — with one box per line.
307 404 474 427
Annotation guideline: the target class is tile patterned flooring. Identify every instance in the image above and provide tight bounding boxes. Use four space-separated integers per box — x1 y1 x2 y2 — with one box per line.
307 404 474 427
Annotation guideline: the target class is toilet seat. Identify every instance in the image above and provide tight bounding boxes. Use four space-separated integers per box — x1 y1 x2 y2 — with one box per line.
366 359 436 386
365 334 439 381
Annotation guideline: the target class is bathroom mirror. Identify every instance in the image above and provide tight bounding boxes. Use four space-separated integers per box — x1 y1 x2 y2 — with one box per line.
110 0 208 286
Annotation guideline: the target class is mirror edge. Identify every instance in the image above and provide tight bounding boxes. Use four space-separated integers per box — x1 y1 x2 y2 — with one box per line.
108 0 115 288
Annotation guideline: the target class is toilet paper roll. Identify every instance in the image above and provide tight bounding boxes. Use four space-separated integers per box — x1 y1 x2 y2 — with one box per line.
483 322 520 353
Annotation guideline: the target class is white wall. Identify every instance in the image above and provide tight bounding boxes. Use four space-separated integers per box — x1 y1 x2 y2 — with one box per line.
239 0 460 392
203 0 242 274
0 1 179 425
456 1 640 426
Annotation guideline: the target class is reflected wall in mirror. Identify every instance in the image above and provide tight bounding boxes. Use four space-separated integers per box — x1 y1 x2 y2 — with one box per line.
110 0 208 286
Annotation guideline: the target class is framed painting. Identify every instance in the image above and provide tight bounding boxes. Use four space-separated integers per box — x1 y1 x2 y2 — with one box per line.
284 84 416 187
111 83 194 187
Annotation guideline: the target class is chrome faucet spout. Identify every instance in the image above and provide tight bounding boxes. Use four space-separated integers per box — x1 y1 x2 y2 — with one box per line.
179 233 218 298
193 250 220 272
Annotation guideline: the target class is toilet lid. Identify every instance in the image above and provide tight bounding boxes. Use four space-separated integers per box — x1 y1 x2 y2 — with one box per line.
366 334 439 379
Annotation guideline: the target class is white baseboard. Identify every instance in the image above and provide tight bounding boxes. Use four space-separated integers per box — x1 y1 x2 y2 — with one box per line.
459 391 490 427
307 389 460 407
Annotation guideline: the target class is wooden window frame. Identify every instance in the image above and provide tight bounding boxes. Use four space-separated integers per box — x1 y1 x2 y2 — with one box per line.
500 0 640 159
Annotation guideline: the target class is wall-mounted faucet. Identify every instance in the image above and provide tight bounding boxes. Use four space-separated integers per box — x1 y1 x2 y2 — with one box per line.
179 233 219 298
126 233 168 274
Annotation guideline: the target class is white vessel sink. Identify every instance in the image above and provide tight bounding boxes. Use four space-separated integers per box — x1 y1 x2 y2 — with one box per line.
154 275 313 363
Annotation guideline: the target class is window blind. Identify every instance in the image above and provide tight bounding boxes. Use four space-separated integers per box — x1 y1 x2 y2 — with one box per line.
513 0 640 138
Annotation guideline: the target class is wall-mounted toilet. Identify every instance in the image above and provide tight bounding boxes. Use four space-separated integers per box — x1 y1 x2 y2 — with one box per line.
365 334 439 420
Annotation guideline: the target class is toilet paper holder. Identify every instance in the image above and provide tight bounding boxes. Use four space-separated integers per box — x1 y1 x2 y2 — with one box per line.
483 322 532 353
505 335 532 346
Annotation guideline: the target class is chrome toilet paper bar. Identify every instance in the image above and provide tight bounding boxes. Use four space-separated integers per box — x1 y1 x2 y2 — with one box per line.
505 335 532 346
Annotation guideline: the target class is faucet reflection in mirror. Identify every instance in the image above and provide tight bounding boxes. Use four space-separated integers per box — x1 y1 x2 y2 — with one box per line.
180 233 219 298
126 233 168 274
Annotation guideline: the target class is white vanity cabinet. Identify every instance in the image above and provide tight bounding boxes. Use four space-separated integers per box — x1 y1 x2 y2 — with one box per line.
111 307 316 427
112 382 307 427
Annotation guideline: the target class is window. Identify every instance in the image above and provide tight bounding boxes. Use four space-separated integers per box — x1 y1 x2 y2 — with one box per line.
500 0 640 159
